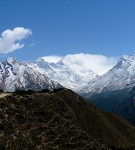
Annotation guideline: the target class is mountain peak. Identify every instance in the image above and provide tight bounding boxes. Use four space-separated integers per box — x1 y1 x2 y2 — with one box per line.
113 53 135 70
6 57 18 64
36 56 62 64
36 57 46 62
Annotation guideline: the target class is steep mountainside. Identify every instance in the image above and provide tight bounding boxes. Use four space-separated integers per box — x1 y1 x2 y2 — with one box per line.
78 54 135 96
0 57 62 92
78 54 135 111
28 55 98 90
1 89 135 149
115 86 135 126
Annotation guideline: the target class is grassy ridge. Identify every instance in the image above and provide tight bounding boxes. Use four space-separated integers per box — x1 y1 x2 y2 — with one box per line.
0 89 135 149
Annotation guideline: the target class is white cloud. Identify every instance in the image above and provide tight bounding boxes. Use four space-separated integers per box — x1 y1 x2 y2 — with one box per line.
62 53 118 75
37 55 62 63
39 53 118 75
0 27 32 54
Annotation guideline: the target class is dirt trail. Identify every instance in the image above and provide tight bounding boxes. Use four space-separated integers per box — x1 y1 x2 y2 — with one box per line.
0 93 11 98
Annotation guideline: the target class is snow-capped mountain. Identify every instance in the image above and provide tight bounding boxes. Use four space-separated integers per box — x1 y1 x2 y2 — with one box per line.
0 57 62 92
78 53 135 97
27 55 98 90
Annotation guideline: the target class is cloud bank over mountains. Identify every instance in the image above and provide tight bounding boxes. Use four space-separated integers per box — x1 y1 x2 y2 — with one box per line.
0 27 32 54
39 53 118 75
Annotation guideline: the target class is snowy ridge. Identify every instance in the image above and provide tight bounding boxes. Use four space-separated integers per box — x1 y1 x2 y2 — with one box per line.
27 55 98 90
0 57 62 92
78 53 135 97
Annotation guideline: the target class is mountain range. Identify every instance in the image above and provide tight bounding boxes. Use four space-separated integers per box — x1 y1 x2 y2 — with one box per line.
1 53 135 126
27 55 98 90
0 53 135 97
0 57 62 92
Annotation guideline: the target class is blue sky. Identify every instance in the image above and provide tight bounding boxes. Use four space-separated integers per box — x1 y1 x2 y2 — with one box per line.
0 0 135 61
